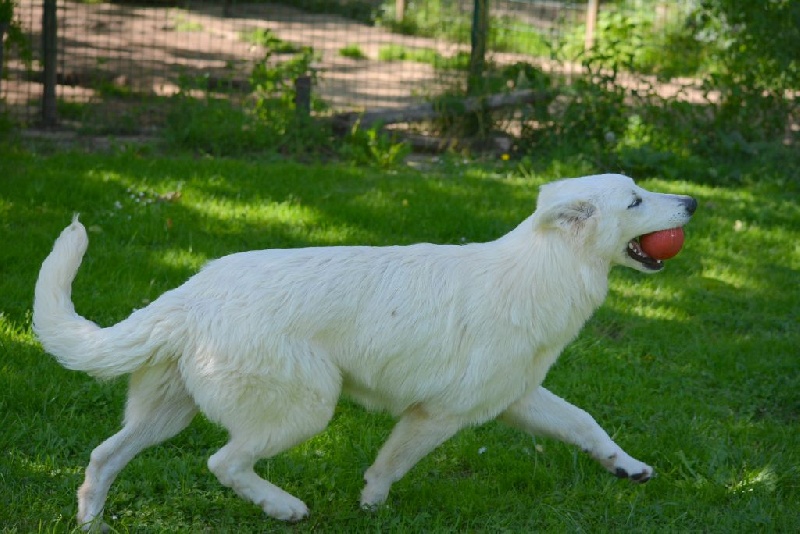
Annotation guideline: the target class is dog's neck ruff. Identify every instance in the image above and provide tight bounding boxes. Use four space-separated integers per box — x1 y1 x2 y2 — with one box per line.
496 225 610 337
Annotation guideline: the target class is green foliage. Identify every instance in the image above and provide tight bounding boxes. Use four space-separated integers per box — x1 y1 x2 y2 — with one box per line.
379 0 550 58
0 0 11 20
420 61 554 141
340 122 410 168
691 0 799 141
172 14 203 33
339 44 367 60
0 108 14 137
490 22 551 57
249 47 337 157
164 47 337 159
378 44 417 61
163 95 277 157
487 0 796 173
270 0 380 25
239 28 300 53
378 44 470 70
372 0 794 157
559 4 706 79
0 0 32 71
249 47 316 123
378 0 470 42
161 43 413 165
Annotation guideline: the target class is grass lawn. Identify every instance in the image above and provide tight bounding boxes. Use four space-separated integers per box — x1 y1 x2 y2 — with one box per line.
1 145 798 532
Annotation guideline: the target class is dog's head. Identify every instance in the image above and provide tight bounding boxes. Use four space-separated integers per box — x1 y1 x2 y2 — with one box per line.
531 174 697 273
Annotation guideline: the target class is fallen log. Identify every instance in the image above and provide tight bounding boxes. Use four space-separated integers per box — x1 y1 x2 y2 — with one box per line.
332 88 549 132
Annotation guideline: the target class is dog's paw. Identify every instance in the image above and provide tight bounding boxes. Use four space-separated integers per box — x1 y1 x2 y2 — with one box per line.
78 517 110 533
599 450 653 483
360 500 388 513
359 480 391 511
263 493 309 522
614 464 653 483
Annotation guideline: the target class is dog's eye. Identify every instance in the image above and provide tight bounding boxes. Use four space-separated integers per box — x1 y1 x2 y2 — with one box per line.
628 197 642 209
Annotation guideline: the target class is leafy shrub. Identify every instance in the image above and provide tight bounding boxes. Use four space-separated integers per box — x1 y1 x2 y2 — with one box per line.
272 0 380 25
340 122 410 168
249 48 317 126
239 28 300 54
692 0 799 141
163 44 411 166
163 96 277 157
558 4 705 78
379 0 550 57
504 0 797 175
1 0 32 74
164 47 332 158
339 44 367 60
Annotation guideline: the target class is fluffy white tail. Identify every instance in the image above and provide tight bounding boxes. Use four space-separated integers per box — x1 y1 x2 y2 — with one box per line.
33 218 178 379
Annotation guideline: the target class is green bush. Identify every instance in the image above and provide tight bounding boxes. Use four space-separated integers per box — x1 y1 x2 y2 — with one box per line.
239 28 300 54
340 122 410 168
558 4 705 78
692 0 799 141
339 44 368 60
163 96 277 157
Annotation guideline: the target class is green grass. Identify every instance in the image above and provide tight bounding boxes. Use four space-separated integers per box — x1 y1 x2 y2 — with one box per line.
172 14 204 34
1 144 799 532
238 28 300 54
378 44 470 70
339 44 368 60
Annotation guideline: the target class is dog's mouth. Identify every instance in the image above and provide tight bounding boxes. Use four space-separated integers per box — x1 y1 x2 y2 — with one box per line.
626 238 664 271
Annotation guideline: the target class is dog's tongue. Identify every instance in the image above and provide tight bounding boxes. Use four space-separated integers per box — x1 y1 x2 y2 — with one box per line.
639 228 685 260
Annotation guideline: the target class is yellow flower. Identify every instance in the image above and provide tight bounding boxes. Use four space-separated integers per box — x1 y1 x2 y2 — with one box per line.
501 153 510 161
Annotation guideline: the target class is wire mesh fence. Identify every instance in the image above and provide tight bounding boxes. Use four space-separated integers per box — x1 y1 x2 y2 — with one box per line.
0 0 758 136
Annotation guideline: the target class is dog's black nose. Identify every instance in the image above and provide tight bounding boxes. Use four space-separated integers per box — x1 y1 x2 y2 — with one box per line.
683 197 698 215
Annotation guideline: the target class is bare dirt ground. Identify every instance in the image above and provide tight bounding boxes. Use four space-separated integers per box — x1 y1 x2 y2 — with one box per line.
4 0 741 139
5 0 482 123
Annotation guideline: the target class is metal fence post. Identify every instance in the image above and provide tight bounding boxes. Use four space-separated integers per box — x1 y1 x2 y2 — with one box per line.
0 22 7 92
468 0 488 95
42 0 58 126
294 75 311 119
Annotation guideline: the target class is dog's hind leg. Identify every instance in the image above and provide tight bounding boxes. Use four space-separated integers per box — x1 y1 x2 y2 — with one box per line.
204 350 341 522
206 405 337 521
208 438 312 522
78 363 198 531
501 386 653 482
360 405 462 509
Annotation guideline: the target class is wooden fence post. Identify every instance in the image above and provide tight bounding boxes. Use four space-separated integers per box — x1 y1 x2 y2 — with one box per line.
585 0 600 51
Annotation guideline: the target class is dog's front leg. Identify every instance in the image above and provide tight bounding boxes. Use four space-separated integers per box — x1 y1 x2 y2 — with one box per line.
501 386 652 481
360 406 463 510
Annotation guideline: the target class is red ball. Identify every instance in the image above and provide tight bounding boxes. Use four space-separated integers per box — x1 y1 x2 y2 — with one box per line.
639 227 685 260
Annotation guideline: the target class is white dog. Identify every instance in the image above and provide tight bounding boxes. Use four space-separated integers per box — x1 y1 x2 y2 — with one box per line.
34 174 696 529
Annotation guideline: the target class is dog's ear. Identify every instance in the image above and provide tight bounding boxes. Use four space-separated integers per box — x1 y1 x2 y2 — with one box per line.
532 200 597 232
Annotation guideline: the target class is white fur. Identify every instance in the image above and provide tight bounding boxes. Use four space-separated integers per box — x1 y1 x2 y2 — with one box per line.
33 174 696 529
